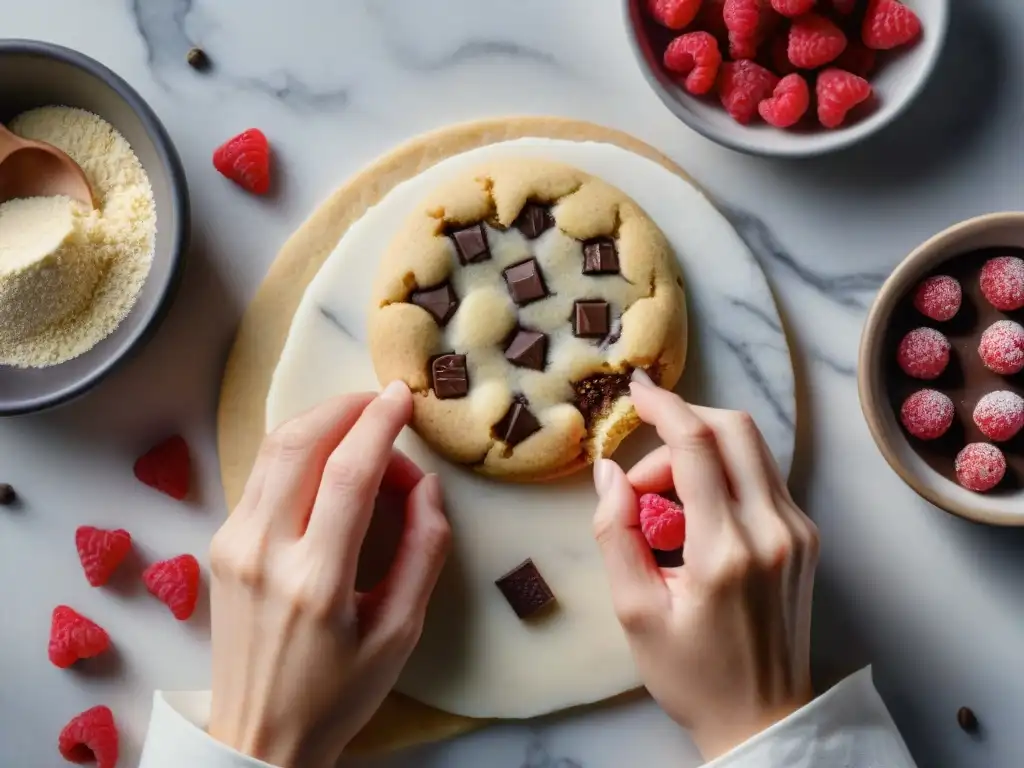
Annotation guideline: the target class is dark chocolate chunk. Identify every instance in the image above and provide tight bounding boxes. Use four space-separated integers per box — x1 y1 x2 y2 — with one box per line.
504 329 547 371
450 223 490 264
431 354 469 399
582 238 620 275
513 203 554 239
0 483 15 505
573 300 610 338
494 398 541 447
573 372 632 426
495 559 555 619
957 707 979 733
653 548 684 568
409 283 458 326
503 258 548 306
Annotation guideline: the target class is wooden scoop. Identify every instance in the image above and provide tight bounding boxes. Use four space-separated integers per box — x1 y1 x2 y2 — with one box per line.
0 122 94 208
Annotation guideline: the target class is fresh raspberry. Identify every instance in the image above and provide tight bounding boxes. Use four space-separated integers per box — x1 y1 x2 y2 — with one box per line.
788 13 847 69
49 606 110 669
978 320 1024 375
134 435 190 500
719 60 779 124
144 554 200 621
639 493 687 551
973 391 1024 443
830 0 857 12
758 73 810 127
76 526 132 587
58 705 118 768
862 0 922 50
724 0 763 58
899 389 954 441
816 68 872 128
213 128 271 195
897 327 950 380
648 0 703 29
770 33 798 75
664 32 723 95
832 40 877 77
771 0 815 17
913 275 961 322
955 443 1006 493
979 255 1024 311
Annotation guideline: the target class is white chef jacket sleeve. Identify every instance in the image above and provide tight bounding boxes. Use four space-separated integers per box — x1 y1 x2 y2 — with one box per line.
704 667 917 768
138 690 278 768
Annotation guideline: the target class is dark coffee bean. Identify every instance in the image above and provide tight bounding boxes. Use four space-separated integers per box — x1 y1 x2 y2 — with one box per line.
0 483 16 505
957 706 978 732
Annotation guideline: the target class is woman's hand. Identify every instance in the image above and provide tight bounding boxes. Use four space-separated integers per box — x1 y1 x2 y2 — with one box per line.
593 371 819 761
207 382 450 768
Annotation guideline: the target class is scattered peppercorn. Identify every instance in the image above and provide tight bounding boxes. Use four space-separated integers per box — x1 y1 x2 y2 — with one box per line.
0 483 16 505
957 706 979 733
186 47 210 71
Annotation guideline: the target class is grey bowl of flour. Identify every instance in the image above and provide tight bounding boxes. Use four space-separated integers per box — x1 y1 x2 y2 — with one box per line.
0 40 188 414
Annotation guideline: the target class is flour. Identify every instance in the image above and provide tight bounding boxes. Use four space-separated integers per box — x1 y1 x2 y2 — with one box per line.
0 106 157 368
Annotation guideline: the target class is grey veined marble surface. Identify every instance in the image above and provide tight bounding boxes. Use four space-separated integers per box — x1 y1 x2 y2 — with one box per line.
3 1 1024 767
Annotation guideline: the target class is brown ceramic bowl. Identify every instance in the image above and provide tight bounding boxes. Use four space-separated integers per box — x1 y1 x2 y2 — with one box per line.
859 212 1024 526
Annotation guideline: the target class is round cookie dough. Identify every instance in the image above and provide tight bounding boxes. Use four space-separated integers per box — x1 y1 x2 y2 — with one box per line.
368 159 686 481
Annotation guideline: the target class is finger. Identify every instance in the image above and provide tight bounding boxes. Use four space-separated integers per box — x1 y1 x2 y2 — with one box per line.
688 407 773 506
381 449 424 496
240 392 377 536
626 445 673 493
306 380 413 587
363 473 450 651
593 458 667 630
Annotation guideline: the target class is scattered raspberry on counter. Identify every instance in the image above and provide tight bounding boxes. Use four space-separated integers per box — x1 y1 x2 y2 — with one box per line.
862 0 922 50
788 13 847 69
973 391 1024 443
720 59 780 124
664 32 723 94
49 606 111 669
954 443 1006 493
76 526 132 587
639 493 687 551
912 275 961 322
978 320 1024 376
649 0 703 29
144 554 200 621
979 255 1024 311
134 435 191 500
58 705 118 768
899 389 954 441
817 68 873 129
213 128 271 196
758 73 810 127
897 327 950 380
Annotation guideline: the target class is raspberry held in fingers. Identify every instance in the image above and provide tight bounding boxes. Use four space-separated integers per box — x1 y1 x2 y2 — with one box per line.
639 493 687 551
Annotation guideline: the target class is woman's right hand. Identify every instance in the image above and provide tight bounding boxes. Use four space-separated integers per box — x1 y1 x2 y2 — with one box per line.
592 371 820 761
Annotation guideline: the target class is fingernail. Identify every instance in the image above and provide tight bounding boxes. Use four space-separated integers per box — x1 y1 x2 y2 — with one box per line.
381 379 409 401
422 473 443 509
593 459 614 496
631 368 655 387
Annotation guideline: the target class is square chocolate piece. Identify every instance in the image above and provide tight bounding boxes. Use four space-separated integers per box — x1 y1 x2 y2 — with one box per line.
450 223 490 264
504 329 547 371
494 398 541 447
513 203 555 239
582 238 620 275
503 259 548 306
495 558 555 619
573 300 610 338
409 282 458 326
431 354 469 399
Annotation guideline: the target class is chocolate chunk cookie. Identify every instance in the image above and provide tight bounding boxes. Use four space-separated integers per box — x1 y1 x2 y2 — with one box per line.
368 159 687 481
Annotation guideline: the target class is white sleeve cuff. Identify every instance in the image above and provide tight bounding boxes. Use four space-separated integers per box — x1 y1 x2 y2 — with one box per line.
705 667 917 768
139 691 278 768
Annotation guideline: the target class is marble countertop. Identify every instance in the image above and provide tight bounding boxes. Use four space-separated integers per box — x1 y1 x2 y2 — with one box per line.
3 1 1024 766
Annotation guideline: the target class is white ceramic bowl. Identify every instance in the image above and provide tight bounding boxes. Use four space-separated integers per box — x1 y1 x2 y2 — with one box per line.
622 0 949 157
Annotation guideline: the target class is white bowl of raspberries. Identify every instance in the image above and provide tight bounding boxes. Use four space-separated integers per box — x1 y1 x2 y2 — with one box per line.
859 213 1024 527
624 0 949 157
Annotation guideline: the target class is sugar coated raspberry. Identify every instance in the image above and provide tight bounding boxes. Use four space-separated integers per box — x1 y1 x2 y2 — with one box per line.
816 68 871 128
648 0 703 29
639 493 687 551
49 606 110 669
979 255 1024 311
144 554 201 620
720 59 779 124
979 320 1024 375
76 526 132 587
973 391 1024 443
788 13 847 69
664 32 723 95
862 0 922 50
913 275 962 322
900 389 954 441
724 0 762 58
955 443 1006 493
771 0 815 17
758 74 810 127
833 40 877 77
59 705 119 768
897 327 950 380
